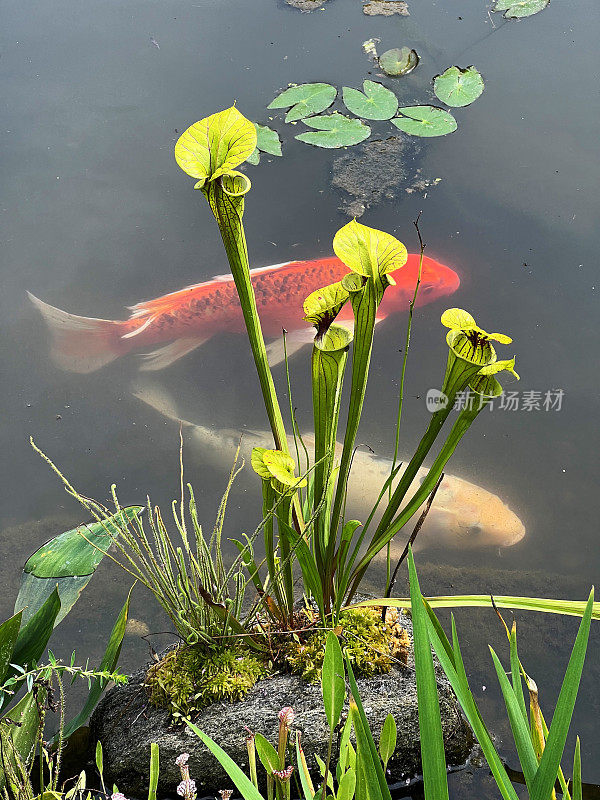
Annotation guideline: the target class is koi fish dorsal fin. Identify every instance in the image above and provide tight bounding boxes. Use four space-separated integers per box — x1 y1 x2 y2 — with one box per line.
127 262 295 319
138 336 209 371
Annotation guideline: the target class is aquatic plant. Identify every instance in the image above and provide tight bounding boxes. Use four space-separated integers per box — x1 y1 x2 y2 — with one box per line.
186 631 397 800
406 548 590 800
0 590 129 799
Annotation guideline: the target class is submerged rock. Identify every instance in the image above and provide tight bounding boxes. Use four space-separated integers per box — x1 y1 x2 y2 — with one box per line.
332 135 426 217
91 612 473 796
285 0 330 10
363 0 409 16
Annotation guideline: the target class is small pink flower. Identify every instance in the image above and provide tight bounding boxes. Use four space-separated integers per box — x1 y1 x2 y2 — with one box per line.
218 791 233 800
273 766 294 782
278 707 295 727
176 753 190 767
111 793 128 800
177 778 197 799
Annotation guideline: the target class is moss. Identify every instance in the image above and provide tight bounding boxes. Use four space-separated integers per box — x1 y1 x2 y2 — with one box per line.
146 646 270 721
282 607 410 682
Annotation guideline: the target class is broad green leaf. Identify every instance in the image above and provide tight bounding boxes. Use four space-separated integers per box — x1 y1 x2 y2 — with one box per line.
254 732 282 773
186 719 266 800
408 551 450 800
494 0 549 17
333 219 407 279
10 589 60 680
174 107 257 187
0 612 22 685
263 449 306 488
22 507 142 578
296 114 371 149
148 743 159 800
59 586 134 741
304 282 350 329
392 106 457 137
16 507 142 626
530 589 594 800
255 124 282 156
248 124 283 166
342 81 398 120
0 690 42 790
322 632 345 733
268 83 337 122
379 47 419 77
378 714 396 769
337 768 356 800
434 66 484 107
251 447 272 479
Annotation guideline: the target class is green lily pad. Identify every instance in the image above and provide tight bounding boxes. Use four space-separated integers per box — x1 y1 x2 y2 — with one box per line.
391 106 457 137
295 114 371 149
493 0 549 16
248 124 282 165
379 47 419 77
433 66 484 107
267 83 337 123
342 80 398 120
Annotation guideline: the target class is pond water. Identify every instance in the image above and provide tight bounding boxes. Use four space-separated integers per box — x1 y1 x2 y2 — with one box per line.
2 0 599 794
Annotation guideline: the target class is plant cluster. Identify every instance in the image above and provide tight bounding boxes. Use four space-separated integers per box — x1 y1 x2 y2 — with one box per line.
282 607 409 683
146 646 269 722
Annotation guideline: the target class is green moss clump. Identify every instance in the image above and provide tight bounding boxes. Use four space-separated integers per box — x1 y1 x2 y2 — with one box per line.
283 607 408 682
146 646 270 721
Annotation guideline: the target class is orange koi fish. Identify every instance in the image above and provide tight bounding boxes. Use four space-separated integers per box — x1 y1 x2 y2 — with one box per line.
28 254 460 373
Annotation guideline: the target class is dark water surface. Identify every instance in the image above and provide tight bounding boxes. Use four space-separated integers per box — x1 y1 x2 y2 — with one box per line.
2 0 599 794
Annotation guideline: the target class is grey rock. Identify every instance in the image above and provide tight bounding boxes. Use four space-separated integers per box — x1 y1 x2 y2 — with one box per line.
363 1 409 16
285 0 329 10
90 612 473 796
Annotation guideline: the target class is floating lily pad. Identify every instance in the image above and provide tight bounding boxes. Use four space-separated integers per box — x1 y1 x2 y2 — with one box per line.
493 0 549 16
248 124 283 165
268 83 337 123
342 81 398 121
379 47 419 77
295 114 371 149
392 106 457 137
433 66 484 107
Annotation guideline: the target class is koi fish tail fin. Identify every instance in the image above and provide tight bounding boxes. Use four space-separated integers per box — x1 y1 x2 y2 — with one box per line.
27 292 126 373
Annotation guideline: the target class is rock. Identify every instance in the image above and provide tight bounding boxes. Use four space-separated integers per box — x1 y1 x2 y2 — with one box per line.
90 612 473 796
363 1 409 16
332 136 422 217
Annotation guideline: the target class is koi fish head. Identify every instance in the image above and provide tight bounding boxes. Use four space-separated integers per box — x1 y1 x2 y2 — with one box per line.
383 254 461 313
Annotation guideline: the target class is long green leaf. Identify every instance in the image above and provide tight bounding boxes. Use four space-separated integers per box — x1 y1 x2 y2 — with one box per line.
322 632 345 733
254 732 281 773
10 589 60 670
148 743 159 800
572 737 582 800
348 595 600 619
346 657 392 800
337 767 356 800
378 714 396 771
408 550 449 800
296 735 315 800
59 586 133 741
186 718 266 800
0 690 42 791
509 624 527 722
489 647 538 790
280 521 325 620
349 700 383 800
423 609 520 800
530 589 594 800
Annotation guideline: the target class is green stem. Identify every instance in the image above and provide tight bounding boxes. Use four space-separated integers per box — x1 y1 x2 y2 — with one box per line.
204 180 288 453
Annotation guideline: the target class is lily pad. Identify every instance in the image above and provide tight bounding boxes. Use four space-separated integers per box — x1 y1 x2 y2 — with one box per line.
268 83 337 123
248 124 282 165
295 114 371 149
433 66 484 107
342 81 398 121
379 47 419 77
493 0 549 16
392 106 457 137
